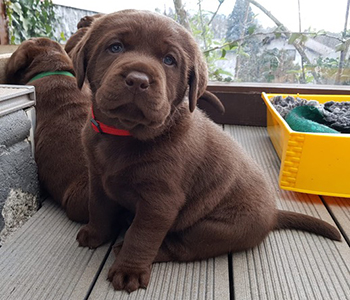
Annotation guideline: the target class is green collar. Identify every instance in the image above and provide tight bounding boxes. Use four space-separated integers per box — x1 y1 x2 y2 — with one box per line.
28 71 75 83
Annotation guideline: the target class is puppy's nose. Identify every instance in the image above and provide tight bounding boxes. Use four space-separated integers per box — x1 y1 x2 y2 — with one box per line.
125 71 150 93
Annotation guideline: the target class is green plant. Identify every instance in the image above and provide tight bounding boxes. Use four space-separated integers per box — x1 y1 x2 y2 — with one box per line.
305 57 345 85
189 6 235 81
5 0 59 44
237 47 300 83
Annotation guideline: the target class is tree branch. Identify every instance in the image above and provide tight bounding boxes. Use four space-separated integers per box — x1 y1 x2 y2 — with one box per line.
0 0 9 45
203 31 342 53
207 0 225 27
173 0 191 32
335 0 350 84
235 0 250 80
198 0 208 49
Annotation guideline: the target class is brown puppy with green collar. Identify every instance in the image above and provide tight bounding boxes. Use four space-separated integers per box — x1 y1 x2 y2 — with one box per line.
73 10 341 293
6 38 90 222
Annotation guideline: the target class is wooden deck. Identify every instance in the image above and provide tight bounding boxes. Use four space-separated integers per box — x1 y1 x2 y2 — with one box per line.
0 125 349 300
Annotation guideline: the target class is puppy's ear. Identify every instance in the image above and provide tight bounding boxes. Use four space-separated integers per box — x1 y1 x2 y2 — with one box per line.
71 38 87 89
188 52 208 113
65 27 88 57
6 48 34 84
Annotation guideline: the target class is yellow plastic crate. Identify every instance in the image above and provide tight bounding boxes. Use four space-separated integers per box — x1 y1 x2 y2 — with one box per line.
262 92 350 198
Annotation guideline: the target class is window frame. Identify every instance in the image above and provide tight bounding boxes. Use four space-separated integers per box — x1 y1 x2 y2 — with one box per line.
199 82 350 126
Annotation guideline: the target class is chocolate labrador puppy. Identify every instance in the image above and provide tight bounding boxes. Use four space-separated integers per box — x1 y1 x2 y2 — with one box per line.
73 10 341 292
6 38 90 223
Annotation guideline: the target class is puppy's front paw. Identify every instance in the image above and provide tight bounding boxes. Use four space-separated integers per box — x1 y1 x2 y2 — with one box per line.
107 261 151 293
76 225 108 249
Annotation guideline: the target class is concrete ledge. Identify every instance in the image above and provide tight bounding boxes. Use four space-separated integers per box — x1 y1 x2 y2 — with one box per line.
0 110 31 147
0 45 18 55
0 85 39 244
0 85 36 117
0 139 39 242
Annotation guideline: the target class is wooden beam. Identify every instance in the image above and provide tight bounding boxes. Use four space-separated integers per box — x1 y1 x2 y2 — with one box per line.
197 82 350 126
0 0 9 45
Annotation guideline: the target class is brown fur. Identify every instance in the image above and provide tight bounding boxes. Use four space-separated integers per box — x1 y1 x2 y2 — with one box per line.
6 38 90 223
72 10 341 292
65 14 104 56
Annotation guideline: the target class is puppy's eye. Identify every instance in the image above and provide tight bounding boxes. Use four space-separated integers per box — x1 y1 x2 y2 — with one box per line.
108 42 124 53
163 55 176 66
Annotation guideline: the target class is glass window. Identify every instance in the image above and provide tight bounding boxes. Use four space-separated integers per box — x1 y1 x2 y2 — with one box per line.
24 1 350 85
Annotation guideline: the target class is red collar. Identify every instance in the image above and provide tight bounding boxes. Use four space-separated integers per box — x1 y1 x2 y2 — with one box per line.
90 107 132 136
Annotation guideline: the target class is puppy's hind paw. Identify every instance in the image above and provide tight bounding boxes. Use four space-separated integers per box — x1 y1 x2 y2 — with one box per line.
76 225 108 249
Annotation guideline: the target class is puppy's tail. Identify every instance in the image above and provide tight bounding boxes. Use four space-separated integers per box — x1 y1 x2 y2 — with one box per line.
275 210 341 241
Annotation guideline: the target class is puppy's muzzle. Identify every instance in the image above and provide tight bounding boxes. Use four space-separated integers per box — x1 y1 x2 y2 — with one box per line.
125 71 150 94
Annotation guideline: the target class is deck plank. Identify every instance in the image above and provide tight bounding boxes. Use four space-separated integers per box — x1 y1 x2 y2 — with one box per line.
224 125 350 300
1 125 349 300
322 196 350 241
0 199 110 300
88 252 230 300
